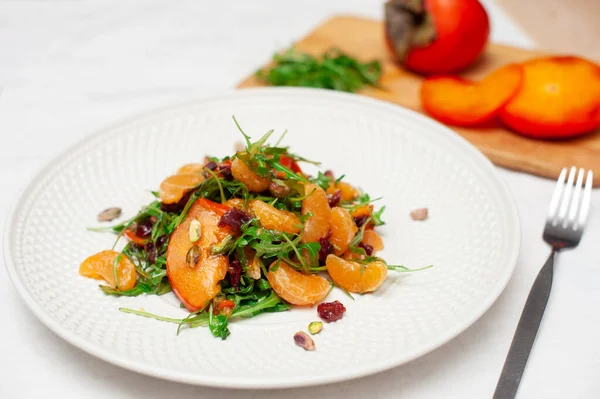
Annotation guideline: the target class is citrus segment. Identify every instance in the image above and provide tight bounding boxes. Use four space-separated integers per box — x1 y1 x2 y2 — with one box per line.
326 254 387 293
159 173 205 204
251 200 301 234
301 183 331 243
79 249 137 291
267 261 330 306
231 158 270 192
330 207 358 255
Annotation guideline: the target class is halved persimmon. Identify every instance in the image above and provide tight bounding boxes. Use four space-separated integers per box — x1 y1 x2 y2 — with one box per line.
231 158 270 192
301 183 332 243
421 63 524 126
251 200 301 234
329 207 358 255
267 261 330 306
166 198 230 311
79 249 137 291
159 173 205 204
500 56 600 138
326 254 387 293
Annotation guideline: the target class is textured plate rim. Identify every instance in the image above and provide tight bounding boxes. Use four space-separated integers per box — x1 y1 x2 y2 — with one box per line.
3 87 520 389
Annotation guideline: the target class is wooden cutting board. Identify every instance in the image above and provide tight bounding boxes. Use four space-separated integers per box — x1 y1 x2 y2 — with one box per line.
237 16 600 186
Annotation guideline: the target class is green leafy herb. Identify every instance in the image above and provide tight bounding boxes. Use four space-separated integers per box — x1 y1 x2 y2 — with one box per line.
256 48 382 93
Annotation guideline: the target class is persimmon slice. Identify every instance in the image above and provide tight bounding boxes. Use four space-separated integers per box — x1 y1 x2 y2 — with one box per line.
500 56 600 138
166 198 230 311
421 63 524 126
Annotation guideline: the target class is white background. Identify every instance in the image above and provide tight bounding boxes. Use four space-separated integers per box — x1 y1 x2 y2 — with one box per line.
1 1 599 398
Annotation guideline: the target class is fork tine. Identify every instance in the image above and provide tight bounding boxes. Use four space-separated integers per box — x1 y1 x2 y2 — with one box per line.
566 168 585 227
547 168 567 221
556 166 577 224
576 170 593 230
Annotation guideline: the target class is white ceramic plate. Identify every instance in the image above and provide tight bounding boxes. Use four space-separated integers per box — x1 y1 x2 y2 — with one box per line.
4 88 519 389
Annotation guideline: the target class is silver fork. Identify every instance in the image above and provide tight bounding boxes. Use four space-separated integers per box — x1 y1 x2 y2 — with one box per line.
494 167 594 399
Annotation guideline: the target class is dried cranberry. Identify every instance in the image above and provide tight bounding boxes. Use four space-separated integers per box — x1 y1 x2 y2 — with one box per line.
317 300 346 322
204 161 218 171
228 259 242 287
324 170 334 180
318 237 334 264
359 242 374 256
218 164 233 180
135 219 153 238
145 242 157 264
161 190 193 213
156 235 167 248
354 215 368 228
218 207 251 233
327 190 342 208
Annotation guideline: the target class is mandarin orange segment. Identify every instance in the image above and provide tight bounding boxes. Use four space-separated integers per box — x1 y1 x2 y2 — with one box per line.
166 198 230 311
421 63 524 126
251 200 301 234
301 183 332 243
159 173 205 204
326 254 387 293
362 230 384 253
177 163 205 175
500 56 600 138
267 261 330 306
231 158 270 192
336 182 359 201
79 249 137 291
330 207 358 255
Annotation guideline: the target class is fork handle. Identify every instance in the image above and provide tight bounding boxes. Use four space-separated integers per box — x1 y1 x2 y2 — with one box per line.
493 250 556 399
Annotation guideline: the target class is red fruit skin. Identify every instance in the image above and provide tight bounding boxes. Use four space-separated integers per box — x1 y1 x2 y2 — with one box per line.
386 0 490 75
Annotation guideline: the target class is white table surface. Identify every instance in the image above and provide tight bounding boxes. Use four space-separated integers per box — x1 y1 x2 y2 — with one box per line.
1 1 599 398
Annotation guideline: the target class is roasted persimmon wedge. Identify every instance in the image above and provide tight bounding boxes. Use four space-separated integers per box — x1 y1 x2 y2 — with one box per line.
500 56 600 138
326 254 387 294
421 63 524 126
166 198 230 311
267 261 330 306
79 249 137 291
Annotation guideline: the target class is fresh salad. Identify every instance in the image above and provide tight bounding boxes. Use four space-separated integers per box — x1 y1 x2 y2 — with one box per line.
81 118 429 341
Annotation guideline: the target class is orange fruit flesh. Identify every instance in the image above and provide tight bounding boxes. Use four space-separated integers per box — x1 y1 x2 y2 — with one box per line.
166 199 230 311
159 173 205 204
251 200 301 234
500 56 600 137
326 254 387 293
231 158 270 193
301 183 332 243
362 230 384 253
177 163 205 175
79 249 137 291
267 261 330 306
329 207 358 255
421 63 524 126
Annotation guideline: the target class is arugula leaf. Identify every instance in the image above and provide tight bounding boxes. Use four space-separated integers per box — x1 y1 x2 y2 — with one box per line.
256 48 382 93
